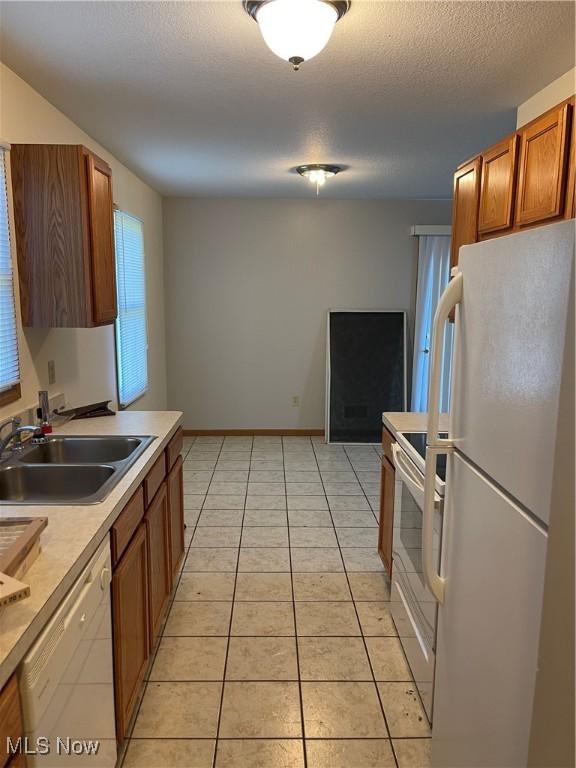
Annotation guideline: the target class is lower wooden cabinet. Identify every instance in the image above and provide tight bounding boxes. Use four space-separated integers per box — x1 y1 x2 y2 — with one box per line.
145 481 172 648
0 675 23 768
112 523 149 744
111 431 185 744
167 455 185 582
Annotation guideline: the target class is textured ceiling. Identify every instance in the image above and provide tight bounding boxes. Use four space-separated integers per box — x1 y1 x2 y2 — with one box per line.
0 1 574 198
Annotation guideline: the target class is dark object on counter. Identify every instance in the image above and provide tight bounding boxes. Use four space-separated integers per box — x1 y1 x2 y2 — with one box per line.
60 401 116 420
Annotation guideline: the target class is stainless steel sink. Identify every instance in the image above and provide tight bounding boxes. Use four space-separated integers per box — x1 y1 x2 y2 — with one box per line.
20 436 145 464
0 434 155 505
0 464 116 503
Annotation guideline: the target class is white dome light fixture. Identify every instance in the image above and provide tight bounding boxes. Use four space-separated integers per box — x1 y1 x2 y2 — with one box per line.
243 0 351 71
297 164 343 195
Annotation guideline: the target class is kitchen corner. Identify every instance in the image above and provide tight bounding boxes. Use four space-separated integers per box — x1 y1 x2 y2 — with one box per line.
0 410 183 690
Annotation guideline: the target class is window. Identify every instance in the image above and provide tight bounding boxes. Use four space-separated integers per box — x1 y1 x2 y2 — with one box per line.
114 210 148 408
411 234 453 412
0 144 21 406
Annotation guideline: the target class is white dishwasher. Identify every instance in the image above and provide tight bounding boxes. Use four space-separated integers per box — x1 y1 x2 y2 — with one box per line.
19 536 117 767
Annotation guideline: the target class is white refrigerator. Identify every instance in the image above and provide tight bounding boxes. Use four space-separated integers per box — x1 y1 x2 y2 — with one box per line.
423 220 574 768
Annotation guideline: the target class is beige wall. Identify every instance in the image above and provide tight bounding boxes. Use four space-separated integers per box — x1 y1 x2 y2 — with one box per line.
516 67 575 127
164 197 451 429
0 63 167 420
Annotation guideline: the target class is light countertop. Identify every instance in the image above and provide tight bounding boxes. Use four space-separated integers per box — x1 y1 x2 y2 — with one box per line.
382 411 449 437
0 410 182 688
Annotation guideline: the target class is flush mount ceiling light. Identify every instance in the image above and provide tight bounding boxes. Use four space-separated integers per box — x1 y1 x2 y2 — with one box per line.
243 0 351 70
297 164 343 194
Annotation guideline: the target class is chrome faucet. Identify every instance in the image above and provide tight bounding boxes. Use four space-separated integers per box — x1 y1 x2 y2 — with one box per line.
0 416 20 434
0 417 44 457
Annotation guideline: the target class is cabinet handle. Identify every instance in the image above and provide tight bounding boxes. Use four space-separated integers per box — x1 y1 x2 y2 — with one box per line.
100 566 111 591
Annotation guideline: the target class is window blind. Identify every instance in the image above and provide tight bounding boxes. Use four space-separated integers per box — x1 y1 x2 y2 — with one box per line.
0 146 20 395
114 210 148 408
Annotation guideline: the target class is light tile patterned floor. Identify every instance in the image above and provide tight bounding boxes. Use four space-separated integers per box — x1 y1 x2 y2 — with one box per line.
122 436 431 768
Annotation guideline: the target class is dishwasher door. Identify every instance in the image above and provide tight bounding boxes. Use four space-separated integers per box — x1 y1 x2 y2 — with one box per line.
19 536 117 767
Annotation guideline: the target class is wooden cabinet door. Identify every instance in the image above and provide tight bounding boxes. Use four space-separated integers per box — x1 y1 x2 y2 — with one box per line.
378 455 395 578
11 144 91 327
145 481 171 648
85 150 117 325
0 675 23 768
478 135 518 235
112 523 149 744
450 157 481 269
565 99 576 219
167 455 185 582
515 102 571 227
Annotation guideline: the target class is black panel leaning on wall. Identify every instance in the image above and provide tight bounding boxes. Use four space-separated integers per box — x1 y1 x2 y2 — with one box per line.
327 311 406 443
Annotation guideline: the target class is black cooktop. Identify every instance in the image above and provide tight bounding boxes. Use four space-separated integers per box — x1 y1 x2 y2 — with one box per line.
402 432 448 482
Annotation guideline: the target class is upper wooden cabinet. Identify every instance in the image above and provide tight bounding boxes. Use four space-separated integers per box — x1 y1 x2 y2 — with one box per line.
564 105 576 219
86 152 117 324
11 143 117 328
450 157 481 269
451 97 575 269
515 101 572 227
478 134 518 235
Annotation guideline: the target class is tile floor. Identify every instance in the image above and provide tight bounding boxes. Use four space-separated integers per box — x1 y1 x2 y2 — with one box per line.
122 435 431 768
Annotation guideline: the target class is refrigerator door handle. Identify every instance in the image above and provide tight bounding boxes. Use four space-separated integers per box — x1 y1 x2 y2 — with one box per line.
427 271 463 447
423 272 463 604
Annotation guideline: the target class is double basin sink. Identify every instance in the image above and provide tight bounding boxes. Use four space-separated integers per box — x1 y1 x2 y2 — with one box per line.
0 435 155 505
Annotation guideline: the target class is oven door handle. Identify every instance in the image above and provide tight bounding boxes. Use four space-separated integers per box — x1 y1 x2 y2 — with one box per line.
392 443 438 509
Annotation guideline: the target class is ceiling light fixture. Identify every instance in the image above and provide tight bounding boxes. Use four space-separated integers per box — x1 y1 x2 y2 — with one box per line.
297 164 343 195
243 0 351 71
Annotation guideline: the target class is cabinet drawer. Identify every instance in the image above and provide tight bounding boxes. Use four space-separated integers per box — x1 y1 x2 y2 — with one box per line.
0 675 22 768
165 427 183 472
382 428 395 464
144 453 166 508
111 486 145 566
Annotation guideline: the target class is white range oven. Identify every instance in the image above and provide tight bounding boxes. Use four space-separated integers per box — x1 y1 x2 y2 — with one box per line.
389 430 447 723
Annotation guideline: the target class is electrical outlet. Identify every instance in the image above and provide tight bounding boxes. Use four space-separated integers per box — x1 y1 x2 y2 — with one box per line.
292 395 300 408
48 360 56 386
